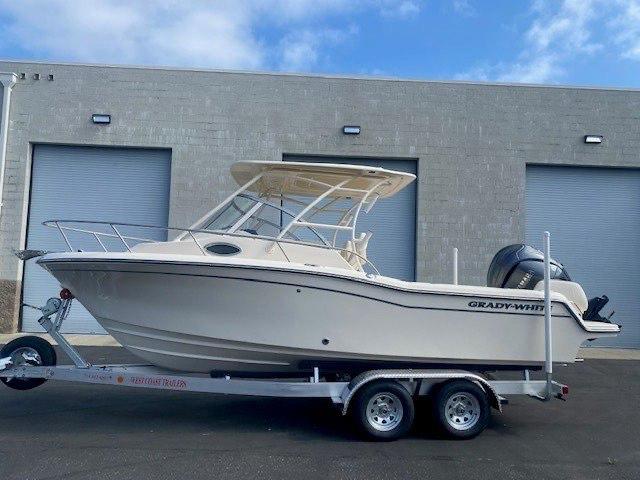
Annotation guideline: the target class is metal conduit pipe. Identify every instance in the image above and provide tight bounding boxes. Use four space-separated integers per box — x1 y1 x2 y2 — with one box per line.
0 72 17 218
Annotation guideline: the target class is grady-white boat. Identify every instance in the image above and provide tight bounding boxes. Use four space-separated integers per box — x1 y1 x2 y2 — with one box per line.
35 161 619 375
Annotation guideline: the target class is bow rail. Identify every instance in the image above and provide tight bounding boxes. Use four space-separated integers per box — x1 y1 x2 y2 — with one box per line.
42 219 380 276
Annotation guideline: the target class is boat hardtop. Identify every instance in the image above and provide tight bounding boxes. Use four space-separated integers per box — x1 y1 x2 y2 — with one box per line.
229 160 416 198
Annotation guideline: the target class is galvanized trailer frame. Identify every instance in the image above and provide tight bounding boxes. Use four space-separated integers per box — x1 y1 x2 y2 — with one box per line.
0 359 567 406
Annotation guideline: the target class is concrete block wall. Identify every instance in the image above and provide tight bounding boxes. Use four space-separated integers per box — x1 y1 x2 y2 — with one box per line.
0 60 639 332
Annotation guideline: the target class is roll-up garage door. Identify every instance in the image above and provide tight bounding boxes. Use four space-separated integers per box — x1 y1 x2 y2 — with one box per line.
22 145 171 333
526 165 640 348
284 155 417 281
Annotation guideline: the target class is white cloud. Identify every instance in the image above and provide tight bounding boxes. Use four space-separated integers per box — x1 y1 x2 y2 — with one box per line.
457 0 602 84
610 0 640 60
0 0 416 71
1 0 264 69
453 65 490 82
525 0 601 53
454 56 562 84
501 0 602 82
457 0 640 84
452 0 476 17
279 26 358 71
496 55 562 84
379 0 421 18
261 0 356 23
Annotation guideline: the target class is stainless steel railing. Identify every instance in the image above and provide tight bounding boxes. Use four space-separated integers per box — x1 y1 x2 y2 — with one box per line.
42 220 380 275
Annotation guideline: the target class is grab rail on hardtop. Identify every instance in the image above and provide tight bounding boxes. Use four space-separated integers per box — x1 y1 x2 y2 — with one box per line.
42 219 380 276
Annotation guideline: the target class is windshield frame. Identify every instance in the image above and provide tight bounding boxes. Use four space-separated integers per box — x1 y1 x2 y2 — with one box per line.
202 193 330 245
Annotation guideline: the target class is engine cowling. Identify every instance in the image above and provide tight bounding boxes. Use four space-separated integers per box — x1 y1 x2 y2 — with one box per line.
487 244 571 289
487 244 612 322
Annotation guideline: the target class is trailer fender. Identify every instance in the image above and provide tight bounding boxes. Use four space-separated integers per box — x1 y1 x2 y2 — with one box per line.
340 369 501 415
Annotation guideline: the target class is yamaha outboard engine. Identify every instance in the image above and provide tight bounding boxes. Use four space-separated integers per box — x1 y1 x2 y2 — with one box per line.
487 244 570 289
487 244 613 322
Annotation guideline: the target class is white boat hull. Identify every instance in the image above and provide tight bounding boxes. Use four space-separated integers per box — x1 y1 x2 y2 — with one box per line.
38 253 618 374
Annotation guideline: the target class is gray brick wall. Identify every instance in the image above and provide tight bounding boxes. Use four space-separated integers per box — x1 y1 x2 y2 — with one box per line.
0 61 639 332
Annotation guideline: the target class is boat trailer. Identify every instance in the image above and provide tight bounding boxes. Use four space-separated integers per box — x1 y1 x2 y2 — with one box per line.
1 232 568 440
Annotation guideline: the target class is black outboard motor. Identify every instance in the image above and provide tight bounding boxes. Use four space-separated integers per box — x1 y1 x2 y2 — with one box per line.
487 244 571 290
487 244 613 323
583 295 612 322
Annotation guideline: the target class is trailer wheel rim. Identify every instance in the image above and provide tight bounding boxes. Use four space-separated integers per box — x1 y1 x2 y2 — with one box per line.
4 347 42 383
366 392 404 432
444 392 480 431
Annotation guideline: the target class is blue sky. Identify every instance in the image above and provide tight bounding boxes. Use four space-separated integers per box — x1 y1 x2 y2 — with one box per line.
0 0 639 87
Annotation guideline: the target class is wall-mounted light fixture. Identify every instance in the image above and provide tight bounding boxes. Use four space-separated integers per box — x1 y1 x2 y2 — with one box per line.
584 135 603 144
343 125 361 135
92 114 111 125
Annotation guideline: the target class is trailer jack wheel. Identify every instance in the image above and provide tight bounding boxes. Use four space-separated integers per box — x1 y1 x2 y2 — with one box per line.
352 380 415 441
0 336 56 390
432 379 490 439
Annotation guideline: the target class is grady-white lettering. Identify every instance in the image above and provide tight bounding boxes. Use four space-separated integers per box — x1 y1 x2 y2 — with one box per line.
468 300 544 312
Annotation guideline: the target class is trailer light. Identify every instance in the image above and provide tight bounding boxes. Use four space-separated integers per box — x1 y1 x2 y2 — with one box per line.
584 135 602 144
60 288 74 300
342 125 361 135
91 114 111 125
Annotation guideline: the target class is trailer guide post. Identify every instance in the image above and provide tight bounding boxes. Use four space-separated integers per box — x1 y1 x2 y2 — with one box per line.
543 231 553 400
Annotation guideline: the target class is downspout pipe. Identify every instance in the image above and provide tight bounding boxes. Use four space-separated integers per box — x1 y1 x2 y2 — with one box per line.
0 72 18 218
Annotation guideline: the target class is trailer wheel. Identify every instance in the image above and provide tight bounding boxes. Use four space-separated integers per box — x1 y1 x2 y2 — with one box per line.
0 336 56 390
352 380 415 441
432 380 490 439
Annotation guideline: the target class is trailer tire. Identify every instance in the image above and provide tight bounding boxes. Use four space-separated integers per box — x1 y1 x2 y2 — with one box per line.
0 336 56 390
432 379 490 439
352 380 415 441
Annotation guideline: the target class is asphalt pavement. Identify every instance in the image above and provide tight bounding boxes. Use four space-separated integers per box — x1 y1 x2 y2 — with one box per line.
0 346 638 480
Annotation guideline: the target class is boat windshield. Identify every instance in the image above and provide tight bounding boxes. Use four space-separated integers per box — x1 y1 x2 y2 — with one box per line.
203 194 329 245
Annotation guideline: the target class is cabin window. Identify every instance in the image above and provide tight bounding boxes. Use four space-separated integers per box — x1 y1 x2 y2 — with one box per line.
204 196 257 232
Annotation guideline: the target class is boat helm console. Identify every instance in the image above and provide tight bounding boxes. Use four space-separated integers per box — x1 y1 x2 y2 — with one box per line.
487 244 614 323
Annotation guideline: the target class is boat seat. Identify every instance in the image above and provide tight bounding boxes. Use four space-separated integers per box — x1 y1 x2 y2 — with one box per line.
341 232 372 271
534 280 588 313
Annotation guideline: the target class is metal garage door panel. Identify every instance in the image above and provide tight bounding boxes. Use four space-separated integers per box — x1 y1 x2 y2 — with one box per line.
22 145 171 333
526 165 640 348
285 156 417 281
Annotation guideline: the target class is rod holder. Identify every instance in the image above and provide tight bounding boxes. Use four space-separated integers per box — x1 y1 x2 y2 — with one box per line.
452 247 459 285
